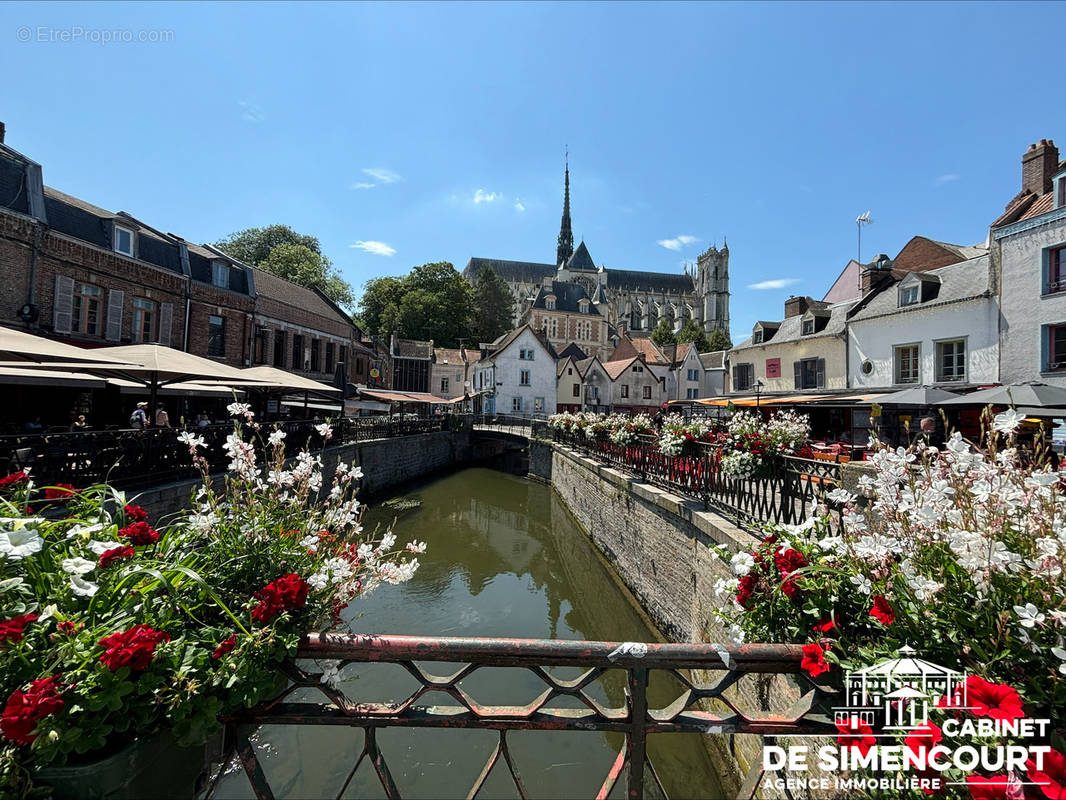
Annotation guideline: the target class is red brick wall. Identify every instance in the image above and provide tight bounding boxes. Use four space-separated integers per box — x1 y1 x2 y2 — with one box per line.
892 236 966 274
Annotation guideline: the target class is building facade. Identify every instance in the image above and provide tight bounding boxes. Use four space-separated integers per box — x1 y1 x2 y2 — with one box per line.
431 346 473 401
472 326 557 416
389 336 433 393
521 280 613 360
602 354 666 413
992 138 1066 386
463 161 730 338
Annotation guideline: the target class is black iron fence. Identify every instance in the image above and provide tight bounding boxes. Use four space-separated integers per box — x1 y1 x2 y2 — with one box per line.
210 633 835 800
0 415 458 491
552 430 842 534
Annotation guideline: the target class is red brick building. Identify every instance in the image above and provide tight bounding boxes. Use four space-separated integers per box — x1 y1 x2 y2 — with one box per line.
0 130 378 422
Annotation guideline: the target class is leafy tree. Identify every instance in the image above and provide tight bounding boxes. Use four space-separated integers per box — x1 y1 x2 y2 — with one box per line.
705 328 732 352
676 319 711 353
650 317 677 348
357 262 474 347
471 264 514 344
213 224 354 308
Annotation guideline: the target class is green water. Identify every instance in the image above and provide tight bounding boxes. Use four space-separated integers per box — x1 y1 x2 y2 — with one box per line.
214 467 723 799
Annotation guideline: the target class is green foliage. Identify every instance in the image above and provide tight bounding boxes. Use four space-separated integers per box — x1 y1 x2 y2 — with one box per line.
358 262 475 347
705 327 732 352
675 319 710 353
650 317 676 348
471 264 514 344
212 224 354 308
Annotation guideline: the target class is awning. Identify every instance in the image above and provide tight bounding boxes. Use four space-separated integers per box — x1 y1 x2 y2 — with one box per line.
107 378 243 398
345 399 391 413
0 365 107 388
0 328 141 366
698 394 835 407
232 366 341 394
281 399 344 413
359 389 453 404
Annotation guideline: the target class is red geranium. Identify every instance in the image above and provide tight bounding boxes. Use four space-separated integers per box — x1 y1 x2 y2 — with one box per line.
98 624 170 672
117 521 160 546
735 574 756 609
1026 747 1066 800
964 675 1024 721
56 620 81 636
212 634 238 660
966 775 1012 800
98 545 135 569
1 675 65 744
0 613 38 644
812 619 836 633
903 722 942 757
123 504 149 522
800 642 830 677
870 596 895 626
251 573 310 623
44 484 76 500
774 547 807 576
836 716 875 756
0 471 28 490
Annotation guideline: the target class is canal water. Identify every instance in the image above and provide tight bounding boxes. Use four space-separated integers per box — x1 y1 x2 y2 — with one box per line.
215 467 722 799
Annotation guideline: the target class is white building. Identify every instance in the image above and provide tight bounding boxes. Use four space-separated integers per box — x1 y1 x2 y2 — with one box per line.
472 325 557 416
674 342 705 400
602 353 667 413
556 355 610 413
991 138 1066 386
699 350 727 398
847 253 998 390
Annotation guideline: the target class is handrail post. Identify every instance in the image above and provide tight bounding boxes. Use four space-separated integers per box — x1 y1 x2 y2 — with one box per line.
626 667 648 800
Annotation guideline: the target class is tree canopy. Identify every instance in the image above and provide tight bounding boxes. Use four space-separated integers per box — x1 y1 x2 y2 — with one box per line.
650 318 677 348
705 327 732 352
358 262 475 348
651 319 730 355
676 319 711 353
212 224 354 308
470 264 514 344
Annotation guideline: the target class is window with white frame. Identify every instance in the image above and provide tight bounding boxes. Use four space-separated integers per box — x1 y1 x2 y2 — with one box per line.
620 384 629 398
72 282 103 335
545 298 555 311
753 330 763 344
519 369 530 386
894 344 920 384
572 383 580 397
579 300 589 313
132 297 156 343
441 377 449 393
211 261 229 289
936 339 966 382
802 318 815 335
899 284 920 307
113 225 135 257
642 385 651 399
686 387 700 399
687 368 699 381
550 318 558 338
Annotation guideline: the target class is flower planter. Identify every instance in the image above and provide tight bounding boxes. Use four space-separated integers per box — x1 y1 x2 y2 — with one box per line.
33 729 204 800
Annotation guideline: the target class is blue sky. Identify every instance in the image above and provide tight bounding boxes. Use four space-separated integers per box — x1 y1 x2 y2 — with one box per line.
3 1 1065 339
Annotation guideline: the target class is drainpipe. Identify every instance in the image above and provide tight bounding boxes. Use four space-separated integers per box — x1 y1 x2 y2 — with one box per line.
25 222 42 310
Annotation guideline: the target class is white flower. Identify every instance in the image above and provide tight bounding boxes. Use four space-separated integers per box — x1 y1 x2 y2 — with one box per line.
227 402 253 418
1052 647 1066 676
268 429 287 446
992 409 1026 434
300 535 320 553
727 624 746 644
0 527 42 560
406 540 427 554
88 540 124 555
377 532 397 552
69 576 99 597
65 522 104 539
177 431 206 449
61 556 96 575
713 577 739 597
1026 472 1060 488
318 660 343 690
849 575 873 594
315 423 332 439
1013 603 1045 628
1050 610 1066 625
826 488 854 505
907 575 943 603
730 551 755 576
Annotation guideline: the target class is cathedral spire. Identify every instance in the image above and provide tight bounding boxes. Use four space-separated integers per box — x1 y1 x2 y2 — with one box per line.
556 150 574 266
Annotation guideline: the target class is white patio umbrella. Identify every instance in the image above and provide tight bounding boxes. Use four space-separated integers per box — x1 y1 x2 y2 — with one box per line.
0 327 141 366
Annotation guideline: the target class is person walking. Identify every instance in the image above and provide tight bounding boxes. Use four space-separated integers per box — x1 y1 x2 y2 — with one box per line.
155 404 171 429
69 414 88 431
129 402 148 430
910 416 945 450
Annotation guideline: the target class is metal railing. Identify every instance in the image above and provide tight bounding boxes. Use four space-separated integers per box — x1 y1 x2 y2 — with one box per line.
210 633 835 800
0 415 458 491
552 431 842 535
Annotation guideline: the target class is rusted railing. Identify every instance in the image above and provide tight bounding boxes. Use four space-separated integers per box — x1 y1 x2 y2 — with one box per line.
210 634 836 800
551 431 842 535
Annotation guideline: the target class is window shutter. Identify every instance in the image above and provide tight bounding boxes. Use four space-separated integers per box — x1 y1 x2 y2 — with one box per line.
793 361 802 390
732 365 739 389
53 275 74 334
158 303 174 347
105 289 124 341
816 358 826 388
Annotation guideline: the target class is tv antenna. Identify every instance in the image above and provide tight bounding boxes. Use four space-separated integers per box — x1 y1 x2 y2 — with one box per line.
856 211 873 264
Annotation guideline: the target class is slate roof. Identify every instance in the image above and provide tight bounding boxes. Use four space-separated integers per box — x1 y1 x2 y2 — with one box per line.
566 241 597 271
732 300 855 350
44 186 115 219
392 338 434 359
251 268 352 324
463 257 554 284
479 325 557 362
556 342 588 361
606 269 696 293
848 254 992 323
531 281 601 315
700 350 726 370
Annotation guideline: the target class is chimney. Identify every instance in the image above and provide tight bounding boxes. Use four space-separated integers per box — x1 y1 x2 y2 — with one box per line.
784 296 810 318
860 254 893 294
0 122 5 144
1022 139 1059 196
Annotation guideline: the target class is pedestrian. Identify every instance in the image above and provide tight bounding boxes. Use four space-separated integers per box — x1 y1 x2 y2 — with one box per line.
910 416 945 451
155 404 170 428
196 412 211 428
69 414 88 431
129 402 148 430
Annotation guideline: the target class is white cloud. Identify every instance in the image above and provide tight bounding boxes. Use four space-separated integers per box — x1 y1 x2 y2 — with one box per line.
349 240 396 256
474 189 501 204
238 101 264 123
747 278 800 290
350 181 376 190
514 198 525 212
657 235 698 251
363 167 402 184
934 173 961 186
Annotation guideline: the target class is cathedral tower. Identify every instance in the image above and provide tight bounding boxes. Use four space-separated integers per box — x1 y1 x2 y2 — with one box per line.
556 155 574 267
696 243 730 336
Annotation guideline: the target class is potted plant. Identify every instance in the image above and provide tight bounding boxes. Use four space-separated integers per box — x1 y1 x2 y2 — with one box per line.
0 404 423 799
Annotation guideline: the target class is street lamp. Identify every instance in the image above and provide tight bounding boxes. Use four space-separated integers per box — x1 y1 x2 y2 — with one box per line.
754 380 764 409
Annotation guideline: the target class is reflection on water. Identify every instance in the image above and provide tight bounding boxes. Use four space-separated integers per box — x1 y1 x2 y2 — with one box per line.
214 468 722 799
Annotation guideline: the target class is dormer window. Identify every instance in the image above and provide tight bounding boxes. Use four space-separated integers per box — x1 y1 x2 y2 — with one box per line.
899 285 920 307
113 225 135 257
545 295 556 311
1057 174 1066 209
212 261 230 289
802 319 815 335
578 300 589 313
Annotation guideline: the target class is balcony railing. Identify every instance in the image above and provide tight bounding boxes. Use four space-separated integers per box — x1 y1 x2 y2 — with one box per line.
209 633 836 800
552 431 842 535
